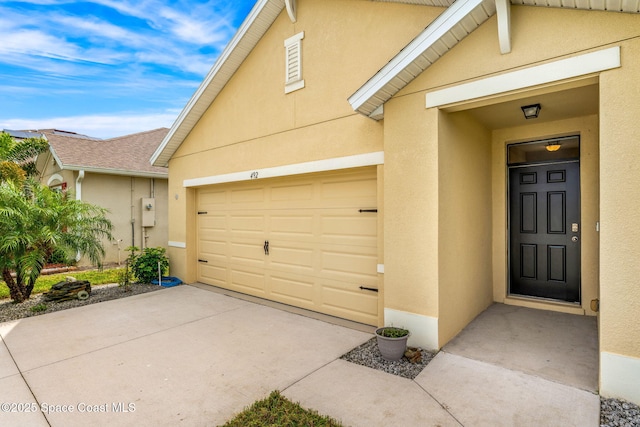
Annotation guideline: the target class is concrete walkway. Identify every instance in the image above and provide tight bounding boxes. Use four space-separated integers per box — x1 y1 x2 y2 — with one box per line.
0 285 600 426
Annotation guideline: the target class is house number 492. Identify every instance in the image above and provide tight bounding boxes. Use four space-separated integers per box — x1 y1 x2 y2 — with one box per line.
250 171 259 179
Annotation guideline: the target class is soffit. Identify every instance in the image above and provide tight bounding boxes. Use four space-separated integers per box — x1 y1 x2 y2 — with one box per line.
511 0 640 12
350 0 640 118
348 0 497 117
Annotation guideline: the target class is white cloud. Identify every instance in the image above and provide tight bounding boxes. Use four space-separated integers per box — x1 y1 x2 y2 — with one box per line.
0 111 180 139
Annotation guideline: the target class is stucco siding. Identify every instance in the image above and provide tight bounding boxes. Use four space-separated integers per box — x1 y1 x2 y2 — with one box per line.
78 174 168 266
170 0 442 167
599 37 640 361
383 94 440 319
166 0 444 285
437 110 493 346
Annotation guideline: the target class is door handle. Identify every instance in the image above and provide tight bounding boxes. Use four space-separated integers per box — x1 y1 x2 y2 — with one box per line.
263 240 269 255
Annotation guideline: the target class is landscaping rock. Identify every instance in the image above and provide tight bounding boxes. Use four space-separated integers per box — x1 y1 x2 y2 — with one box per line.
43 280 91 302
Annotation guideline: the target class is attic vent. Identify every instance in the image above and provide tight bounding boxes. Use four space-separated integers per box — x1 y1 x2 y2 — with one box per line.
284 32 304 93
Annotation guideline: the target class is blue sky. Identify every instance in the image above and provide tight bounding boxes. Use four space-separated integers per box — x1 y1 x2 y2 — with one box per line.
0 0 256 138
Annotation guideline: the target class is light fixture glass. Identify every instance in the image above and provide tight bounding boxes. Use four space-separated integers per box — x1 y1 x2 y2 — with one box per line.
545 143 561 152
521 103 541 119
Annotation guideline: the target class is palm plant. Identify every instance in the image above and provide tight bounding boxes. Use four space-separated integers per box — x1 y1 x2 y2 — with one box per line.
0 131 49 184
0 180 113 303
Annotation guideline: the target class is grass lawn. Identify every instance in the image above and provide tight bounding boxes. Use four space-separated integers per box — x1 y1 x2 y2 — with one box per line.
220 391 343 427
0 268 124 300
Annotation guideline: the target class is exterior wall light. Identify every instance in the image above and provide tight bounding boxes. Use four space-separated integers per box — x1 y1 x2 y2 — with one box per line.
521 103 541 119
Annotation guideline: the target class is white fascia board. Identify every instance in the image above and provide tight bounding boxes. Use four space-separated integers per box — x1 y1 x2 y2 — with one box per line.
48 148 64 170
60 165 168 179
426 46 621 107
184 152 384 187
150 0 281 167
348 0 487 111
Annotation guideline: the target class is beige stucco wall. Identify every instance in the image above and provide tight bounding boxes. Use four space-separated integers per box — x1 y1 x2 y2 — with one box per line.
383 94 440 320
386 3 638 400
164 0 640 400
384 6 635 348
437 111 493 345
77 174 169 266
39 154 169 268
599 37 640 361
166 0 444 284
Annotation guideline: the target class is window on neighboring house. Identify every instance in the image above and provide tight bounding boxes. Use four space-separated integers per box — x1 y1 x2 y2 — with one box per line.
284 32 304 93
50 182 67 193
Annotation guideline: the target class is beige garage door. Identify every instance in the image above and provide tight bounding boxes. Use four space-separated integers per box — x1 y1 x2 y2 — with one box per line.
196 167 379 325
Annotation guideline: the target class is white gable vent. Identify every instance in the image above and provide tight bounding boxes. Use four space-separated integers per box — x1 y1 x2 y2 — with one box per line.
284 32 304 93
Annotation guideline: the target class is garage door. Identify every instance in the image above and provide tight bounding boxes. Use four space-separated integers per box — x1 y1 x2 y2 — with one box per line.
196 167 379 325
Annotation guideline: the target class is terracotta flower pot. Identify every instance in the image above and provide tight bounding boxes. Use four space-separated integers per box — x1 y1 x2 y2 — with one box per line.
375 327 410 361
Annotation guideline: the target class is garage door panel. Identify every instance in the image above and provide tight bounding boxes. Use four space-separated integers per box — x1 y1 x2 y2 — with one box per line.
268 244 314 272
229 214 265 235
320 250 377 282
230 268 264 293
270 214 315 239
320 281 378 324
199 240 226 257
320 215 377 245
230 242 265 266
198 189 227 208
198 264 228 287
320 178 376 205
269 273 314 305
270 183 314 204
197 167 379 325
198 214 227 232
230 187 266 204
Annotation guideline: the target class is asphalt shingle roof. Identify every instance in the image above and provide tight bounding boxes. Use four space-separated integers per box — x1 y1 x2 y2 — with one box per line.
45 128 169 176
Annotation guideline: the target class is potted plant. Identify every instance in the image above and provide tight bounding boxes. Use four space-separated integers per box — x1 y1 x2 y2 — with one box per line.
375 326 410 361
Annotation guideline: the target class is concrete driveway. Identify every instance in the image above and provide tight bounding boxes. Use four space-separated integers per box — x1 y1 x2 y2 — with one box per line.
0 285 600 426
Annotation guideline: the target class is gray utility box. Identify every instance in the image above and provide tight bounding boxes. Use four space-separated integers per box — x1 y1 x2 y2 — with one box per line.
142 198 155 227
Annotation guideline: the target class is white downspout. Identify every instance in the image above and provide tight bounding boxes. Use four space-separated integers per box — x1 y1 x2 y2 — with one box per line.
75 170 84 201
75 170 85 262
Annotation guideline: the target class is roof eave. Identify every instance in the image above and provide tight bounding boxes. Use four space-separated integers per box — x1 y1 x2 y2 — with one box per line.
150 0 285 167
348 0 496 119
59 164 168 178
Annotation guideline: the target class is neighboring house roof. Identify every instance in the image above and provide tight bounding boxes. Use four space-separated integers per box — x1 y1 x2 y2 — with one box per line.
2 129 46 140
46 128 169 178
151 0 640 166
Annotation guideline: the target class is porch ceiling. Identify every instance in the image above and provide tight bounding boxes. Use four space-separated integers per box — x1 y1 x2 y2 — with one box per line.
462 83 599 130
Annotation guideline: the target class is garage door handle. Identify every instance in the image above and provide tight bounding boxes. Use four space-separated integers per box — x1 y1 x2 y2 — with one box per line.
359 209 377 213
359 286 378 292
263 240 269 255
198 259 208 263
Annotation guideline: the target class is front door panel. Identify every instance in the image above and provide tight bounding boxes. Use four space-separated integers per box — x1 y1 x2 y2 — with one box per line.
509 162 580 302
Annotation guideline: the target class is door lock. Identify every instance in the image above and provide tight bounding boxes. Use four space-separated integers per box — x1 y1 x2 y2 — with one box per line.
571 236 579 242
263 240 269 255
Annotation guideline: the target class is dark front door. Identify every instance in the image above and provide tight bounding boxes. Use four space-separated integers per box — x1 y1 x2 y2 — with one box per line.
509 162 580 302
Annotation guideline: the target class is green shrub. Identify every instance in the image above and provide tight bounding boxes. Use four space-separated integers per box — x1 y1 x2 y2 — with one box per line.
46 247 74 266
30 303 48 313
376 327 409 338
128 247 169 284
